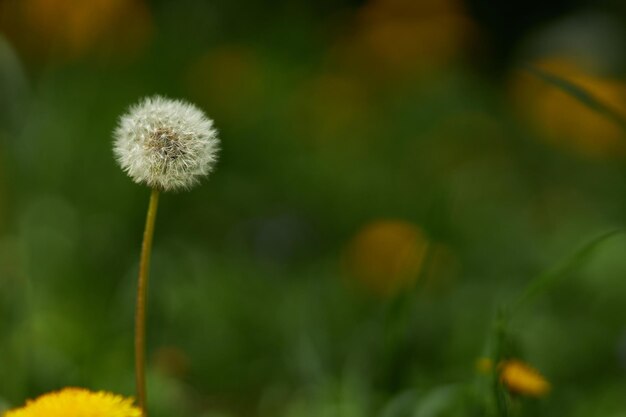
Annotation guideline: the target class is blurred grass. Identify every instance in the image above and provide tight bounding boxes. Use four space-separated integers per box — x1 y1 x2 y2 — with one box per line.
523 64 626 133
1 0 626 416
512 229 623 313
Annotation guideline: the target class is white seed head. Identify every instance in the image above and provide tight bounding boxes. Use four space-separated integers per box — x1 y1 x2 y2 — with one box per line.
113 96 219 191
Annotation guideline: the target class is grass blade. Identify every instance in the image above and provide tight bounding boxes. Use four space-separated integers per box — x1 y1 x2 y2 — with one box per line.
512 229 623 314
523 64 626 132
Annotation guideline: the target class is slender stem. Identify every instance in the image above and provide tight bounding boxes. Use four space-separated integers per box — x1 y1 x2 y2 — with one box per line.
135 188 160 417
493 311 510 417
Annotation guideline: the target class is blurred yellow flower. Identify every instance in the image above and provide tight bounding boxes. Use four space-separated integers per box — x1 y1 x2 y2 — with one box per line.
186 46 264 120
0 0 152 62
499 359 551 397
330 0 478 81
510 58 626 159
343 220 429 296
3 388 141 417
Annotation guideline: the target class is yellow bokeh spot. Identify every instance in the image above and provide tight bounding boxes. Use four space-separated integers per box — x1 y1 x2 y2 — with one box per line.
0 0 152 62
499 359 551 398
153 345 190 378
475 357 494 374
330 0 478 81
510 58 626 159
186 45 264 120
292 73 373 144
343 220 429 296
3 388 141 417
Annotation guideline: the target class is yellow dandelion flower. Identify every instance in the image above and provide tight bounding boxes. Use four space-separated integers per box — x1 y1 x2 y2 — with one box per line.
499 360 551 397
3 388 141 417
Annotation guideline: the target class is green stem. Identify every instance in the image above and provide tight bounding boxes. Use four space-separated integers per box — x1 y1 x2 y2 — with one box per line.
135 188 160 416
493 310 510 417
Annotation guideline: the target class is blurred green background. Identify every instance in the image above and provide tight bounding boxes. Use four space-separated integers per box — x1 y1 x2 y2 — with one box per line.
1 0 626 416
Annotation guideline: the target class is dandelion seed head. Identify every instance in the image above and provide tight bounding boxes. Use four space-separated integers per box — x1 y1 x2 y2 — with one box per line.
114 95 219 191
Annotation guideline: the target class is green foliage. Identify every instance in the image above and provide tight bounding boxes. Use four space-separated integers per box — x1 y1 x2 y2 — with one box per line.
512 229 623 314
1 1 626 417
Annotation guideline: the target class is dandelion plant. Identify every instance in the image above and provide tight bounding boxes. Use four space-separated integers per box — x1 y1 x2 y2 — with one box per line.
113 96 219 416
3 388 142 417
